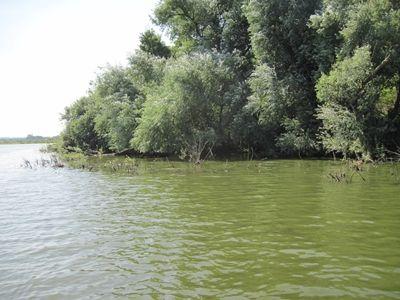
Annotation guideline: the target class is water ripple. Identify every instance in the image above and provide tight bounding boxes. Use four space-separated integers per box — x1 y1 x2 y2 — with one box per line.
0 145 399 298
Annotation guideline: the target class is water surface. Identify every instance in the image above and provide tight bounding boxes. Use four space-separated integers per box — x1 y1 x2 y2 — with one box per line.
0 144 399 298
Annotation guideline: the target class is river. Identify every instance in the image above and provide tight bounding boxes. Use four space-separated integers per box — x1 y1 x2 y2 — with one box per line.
0 144 399 299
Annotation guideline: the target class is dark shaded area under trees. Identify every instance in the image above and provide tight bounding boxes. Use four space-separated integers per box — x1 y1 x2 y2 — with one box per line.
61 0 400 161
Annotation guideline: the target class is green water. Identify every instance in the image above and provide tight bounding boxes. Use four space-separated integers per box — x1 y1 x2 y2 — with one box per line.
1 144 400 298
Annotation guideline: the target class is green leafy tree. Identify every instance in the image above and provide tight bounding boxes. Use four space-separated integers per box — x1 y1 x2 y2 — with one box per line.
317 104 365 159
127 51 167 93
154 0 253 76
133 52 243 160
94 95 139 152
277 118 317 158
316 46 382 158
314 0 400 155
91 66 140 152
59 0 400 159
62 65 143 153
139 29 171 58
246 0 322 155
61 97 106 152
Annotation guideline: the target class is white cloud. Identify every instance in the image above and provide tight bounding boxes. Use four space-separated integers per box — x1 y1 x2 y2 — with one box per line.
0 0 158 137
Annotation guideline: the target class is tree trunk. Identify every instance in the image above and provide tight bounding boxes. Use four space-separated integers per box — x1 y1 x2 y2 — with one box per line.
389 78 400 120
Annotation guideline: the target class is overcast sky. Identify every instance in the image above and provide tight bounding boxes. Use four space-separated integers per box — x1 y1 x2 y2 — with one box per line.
0 0 158 137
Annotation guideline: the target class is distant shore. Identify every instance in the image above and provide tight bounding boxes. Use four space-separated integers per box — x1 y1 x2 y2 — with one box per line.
0 135 57 145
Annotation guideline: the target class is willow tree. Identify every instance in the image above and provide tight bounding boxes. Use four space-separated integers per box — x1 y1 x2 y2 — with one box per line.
91 66 140 152
315 0 400 157
132 52 243 161
61 96 106 152
246 0 322 155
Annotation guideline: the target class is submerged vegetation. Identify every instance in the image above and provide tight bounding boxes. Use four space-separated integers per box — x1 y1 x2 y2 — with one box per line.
60 0 400 161
23 147 400 186
21 154 64 169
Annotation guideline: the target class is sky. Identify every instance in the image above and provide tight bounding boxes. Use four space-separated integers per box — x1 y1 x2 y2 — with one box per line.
0 0 159 137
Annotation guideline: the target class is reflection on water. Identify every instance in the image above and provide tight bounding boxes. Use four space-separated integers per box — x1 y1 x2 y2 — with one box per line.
0 144 399 298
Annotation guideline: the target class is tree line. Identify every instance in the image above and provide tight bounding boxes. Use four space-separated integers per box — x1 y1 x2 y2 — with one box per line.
61 0 400 161
0 135 56 145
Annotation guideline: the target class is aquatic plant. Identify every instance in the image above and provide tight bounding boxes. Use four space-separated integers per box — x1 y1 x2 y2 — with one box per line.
21 155 64 169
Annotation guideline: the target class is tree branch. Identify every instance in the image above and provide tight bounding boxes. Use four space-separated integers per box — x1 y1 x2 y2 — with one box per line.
389 77 400 120
361 54 391 90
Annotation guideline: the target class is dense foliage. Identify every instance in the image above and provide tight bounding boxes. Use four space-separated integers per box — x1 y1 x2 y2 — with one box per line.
61 0 400 160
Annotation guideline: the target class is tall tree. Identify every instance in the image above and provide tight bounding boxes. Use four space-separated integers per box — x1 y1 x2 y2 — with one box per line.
139 29 171 58
153 0 253 77
61 96 106 152
246 0 322 155
132 52 244 160
314 0 400 155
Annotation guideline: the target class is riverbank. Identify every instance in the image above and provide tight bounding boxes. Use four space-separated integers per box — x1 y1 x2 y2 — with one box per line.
35 144 399 184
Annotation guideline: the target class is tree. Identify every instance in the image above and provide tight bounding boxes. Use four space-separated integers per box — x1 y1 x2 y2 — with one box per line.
61 65 143 153
316 46 382 158
132 52 243 161
61 97 106 152
317 104 365 159
59 0 400 159
277 118 317 158
246 0 322 155
127 51 167 93
91 66 140 152
94 95 139 152
314 0 400 154
154 0 254 77
139 29 171 58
